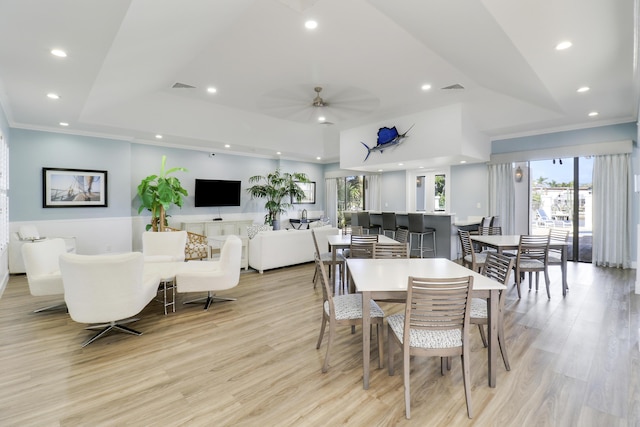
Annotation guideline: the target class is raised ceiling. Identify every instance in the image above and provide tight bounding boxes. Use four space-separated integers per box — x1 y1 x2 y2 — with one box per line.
0 0 636 165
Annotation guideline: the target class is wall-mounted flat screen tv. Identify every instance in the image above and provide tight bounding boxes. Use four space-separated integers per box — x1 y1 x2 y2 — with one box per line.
194 179 242 207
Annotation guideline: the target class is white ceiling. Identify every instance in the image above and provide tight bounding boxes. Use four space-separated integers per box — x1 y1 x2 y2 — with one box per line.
0 0 637 166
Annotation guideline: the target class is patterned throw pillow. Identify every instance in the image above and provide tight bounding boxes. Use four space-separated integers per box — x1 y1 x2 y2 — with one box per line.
247 224 272 239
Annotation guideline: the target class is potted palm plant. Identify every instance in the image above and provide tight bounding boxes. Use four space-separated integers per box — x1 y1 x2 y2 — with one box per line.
137 155 188 231
247 168 310 230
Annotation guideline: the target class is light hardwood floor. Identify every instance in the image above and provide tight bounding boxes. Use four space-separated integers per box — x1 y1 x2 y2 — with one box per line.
0 261 638 426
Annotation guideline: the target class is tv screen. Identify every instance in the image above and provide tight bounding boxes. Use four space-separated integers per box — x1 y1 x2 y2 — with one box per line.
194 179 241 207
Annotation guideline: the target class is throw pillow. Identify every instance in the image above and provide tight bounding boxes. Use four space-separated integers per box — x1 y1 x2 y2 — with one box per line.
247 224 272 239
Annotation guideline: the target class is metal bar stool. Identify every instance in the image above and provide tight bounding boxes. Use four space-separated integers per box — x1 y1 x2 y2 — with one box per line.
381 212 397 239
357 211 380 235
408 213 436 258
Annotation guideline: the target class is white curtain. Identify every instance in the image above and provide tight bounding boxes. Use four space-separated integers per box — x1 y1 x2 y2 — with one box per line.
364 174 380 211
488 163 515 234
324 178 338 227
592 154 631 268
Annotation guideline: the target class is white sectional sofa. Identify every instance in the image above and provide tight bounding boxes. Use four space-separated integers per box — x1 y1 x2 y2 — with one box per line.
248 226 339 273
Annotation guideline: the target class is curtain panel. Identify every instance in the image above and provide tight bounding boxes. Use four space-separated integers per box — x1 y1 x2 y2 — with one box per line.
592 154 631 268
488 163 515 234
324 178 338 227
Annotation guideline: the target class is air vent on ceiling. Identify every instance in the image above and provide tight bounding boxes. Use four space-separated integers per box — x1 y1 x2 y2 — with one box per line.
172 82 196 89
441 83 465 90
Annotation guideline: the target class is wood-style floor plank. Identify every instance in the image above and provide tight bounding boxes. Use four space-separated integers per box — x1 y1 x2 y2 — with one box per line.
0 261 638 426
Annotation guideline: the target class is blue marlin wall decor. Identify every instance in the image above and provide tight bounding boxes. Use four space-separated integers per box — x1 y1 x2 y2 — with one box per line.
360 124 414 161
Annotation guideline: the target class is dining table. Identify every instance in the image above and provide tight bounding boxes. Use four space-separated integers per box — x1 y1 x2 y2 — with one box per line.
346 257 506 390
470 234 569 296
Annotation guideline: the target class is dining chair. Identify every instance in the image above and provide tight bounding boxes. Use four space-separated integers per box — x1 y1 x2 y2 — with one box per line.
472 252 514 371
315 254 384 373
476 226 503 254
394 228 409 245
408 213 436 258
349 234 379 259
387 275 474 419
344 225 364 236
311 229 344 291
458 230 487 273
515 234 551 299
382 212 397 239
372 242 409 259
548 228 569 266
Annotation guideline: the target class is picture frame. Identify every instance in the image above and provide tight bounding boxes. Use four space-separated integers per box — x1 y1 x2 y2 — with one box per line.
43 168 108 208
292 181 315 204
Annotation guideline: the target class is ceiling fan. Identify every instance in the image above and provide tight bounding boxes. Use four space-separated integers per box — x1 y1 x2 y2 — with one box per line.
256 84 379 124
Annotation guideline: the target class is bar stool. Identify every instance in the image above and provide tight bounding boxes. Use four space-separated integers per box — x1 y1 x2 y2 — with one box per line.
382 212 397 238
408 213 436 258
357 211 380 235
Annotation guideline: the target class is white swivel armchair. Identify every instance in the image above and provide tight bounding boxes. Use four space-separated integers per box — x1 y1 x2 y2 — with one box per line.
59 252 160 347
176 235 242 310
142 230 187 263
21 238 67 312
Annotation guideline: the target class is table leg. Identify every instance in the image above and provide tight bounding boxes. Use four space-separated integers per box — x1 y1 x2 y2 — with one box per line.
362 291 371 389
331 246 337 292
487 289 498 387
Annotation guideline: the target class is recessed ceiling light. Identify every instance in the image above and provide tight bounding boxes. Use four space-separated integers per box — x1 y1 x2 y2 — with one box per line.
46 93 60 99
421 84 432 91
588 111 599 117
276 151 281 155
418 166 424 169
224 144 230 148
316 156 321 160
207 87 217 94
318 116 326 122
155 134 163 139
555 41 572 50
378 169 383 172
51 49 67 58
59 122 69 127
398 163 404 166
460 160 467 164
305 20 318 30
577 86 590 93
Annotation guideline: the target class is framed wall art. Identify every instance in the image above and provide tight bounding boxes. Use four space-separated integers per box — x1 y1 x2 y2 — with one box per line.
292 181 315 204
43 168 108 208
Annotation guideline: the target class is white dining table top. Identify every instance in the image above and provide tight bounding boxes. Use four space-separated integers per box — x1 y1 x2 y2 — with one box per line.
346 258 504 293
327 234 399 246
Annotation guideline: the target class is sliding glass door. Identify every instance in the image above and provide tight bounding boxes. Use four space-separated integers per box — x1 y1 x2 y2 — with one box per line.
529 157 593 262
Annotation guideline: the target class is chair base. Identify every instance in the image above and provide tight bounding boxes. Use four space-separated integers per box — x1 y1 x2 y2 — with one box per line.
183 292 236 310
82 319 142 347
33 301 67 313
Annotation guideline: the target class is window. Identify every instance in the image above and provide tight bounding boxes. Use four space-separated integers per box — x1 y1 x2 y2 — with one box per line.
336 176 364 227
411 169 448 212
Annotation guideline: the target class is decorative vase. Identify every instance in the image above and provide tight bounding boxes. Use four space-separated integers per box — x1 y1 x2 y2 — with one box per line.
272 219 280 230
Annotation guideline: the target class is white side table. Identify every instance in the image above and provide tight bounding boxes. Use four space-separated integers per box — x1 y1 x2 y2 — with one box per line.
208 235 249 270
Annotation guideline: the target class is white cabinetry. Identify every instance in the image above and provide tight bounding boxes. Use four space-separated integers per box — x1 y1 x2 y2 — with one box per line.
180 219 253 238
